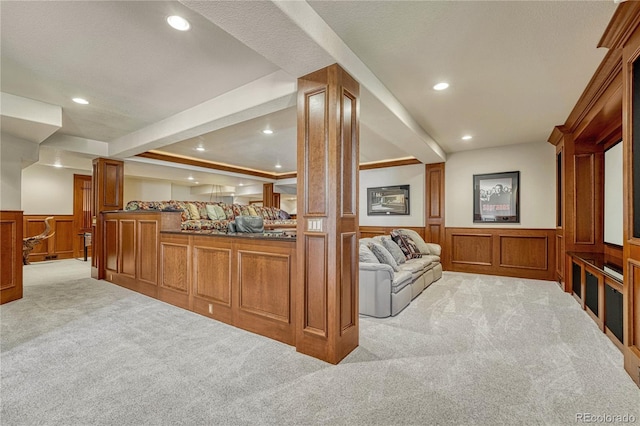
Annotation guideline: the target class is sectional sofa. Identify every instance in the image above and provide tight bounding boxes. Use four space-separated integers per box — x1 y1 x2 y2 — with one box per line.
124 200 296 231
359 229 442 317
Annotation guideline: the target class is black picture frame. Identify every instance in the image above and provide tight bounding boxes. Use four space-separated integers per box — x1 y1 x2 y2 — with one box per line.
367 185 410 215
473 171 520 223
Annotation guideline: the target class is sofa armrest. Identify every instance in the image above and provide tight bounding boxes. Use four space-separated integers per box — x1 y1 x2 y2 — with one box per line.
359 262 394 274
425 243 441 256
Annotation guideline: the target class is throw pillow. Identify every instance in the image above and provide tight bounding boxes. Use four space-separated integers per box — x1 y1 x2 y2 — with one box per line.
247 206 257 216
206 204 217 220
396 229 431 255
368 242 400 271
187 203 200 220
359 244 380 264
390 231 422 259
380 236 406 264
213 205 227 220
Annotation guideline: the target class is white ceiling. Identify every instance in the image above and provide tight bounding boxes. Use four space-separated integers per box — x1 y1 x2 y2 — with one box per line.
0 1 617 188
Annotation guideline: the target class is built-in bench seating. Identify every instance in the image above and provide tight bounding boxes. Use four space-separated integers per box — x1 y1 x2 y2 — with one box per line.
124 200 295 231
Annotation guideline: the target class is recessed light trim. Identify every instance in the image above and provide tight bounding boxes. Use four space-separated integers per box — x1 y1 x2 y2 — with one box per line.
462 135 473 140
53 163 63 168
433 82 449 91
275 163 282 169
167 15 190 31
262 129 273 135
196 147 205 152
188 176 194 181
72 97 89 105
239 183 244 186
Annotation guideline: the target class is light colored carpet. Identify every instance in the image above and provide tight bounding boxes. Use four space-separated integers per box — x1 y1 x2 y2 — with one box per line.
1 259 639 425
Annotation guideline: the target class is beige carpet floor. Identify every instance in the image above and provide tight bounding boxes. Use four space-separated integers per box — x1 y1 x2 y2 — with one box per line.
1 259 639 425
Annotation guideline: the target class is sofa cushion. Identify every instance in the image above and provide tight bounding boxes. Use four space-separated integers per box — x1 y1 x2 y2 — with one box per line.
368 242 399 272
359 244 380 264
421 254 441 264
391 270 412 292
380 236 406 264
390 231 422 259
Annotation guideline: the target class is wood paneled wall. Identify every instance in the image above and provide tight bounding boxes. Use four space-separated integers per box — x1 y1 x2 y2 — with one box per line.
92 158 124 279
23 215 75 262
444 228 556 281
425 163 445 246
1 211 23 304
359 226 425 240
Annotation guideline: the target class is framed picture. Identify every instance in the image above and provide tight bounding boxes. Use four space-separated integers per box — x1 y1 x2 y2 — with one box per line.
473 171 520 223
367 185 410 215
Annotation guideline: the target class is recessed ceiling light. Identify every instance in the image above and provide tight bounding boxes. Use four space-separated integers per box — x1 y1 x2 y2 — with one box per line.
239 183 244 186
194 181 199 184
167 15 190 31
433 82 449 91
196 146 205 152
275 163 282 169
53 163 63 168
188 176 194 180
462 135 473 140
262 129 273 135
72 97 89 105
231 193 235 197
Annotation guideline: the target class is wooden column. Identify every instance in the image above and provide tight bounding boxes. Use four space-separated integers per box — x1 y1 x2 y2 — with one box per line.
295 64 359 364
425 162 445 248
91 158 124 279
620 4 640 387
0 210 23 304
263 183 274 208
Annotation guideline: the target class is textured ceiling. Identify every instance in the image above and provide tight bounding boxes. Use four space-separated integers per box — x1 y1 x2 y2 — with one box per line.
0 0 618 187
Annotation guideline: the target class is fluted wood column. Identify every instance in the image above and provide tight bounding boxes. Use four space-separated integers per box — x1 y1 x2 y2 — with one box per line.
295 64 359 364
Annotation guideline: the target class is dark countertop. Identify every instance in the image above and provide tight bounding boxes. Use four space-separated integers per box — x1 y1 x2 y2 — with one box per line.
162 229 296 241
568 251 623 283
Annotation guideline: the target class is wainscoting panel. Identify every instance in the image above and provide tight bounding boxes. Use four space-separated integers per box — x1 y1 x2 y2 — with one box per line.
1 211 23 304
23 215 75 262
450 233 492 266
445 228 556 281
304 234 327 337
119 220 136 278
238 250 291 323
359 226 425 240
193 246 232 306
340 232 357 333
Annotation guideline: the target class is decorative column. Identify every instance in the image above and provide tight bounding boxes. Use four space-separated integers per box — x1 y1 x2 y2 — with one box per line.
91 158 124 279
263 183 274 208
295 64 359 364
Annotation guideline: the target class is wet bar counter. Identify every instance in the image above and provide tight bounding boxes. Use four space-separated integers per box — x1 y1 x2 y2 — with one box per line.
101 210 297 346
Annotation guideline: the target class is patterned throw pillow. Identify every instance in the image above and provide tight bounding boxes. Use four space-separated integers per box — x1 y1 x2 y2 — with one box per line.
247 206 257 216
396 229 431 255
213 205 226 220
187 203 200 220
380 236 406 264
368 242 400 271
390 230 422 259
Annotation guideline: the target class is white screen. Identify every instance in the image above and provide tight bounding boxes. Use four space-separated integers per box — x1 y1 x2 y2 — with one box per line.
604 142 623 246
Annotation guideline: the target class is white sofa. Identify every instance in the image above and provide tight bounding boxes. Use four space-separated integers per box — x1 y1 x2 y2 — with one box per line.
359 230 442 318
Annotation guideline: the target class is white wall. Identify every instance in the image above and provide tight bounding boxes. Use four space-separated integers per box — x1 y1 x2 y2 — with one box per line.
445 142 556 228
359 163 425 227
280 196 297 214
1 133 39 210
124 177 172 203
21 164 90 215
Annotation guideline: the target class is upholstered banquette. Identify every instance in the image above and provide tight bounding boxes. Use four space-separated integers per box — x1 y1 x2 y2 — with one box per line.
359 229 442 318
124 200 295 231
